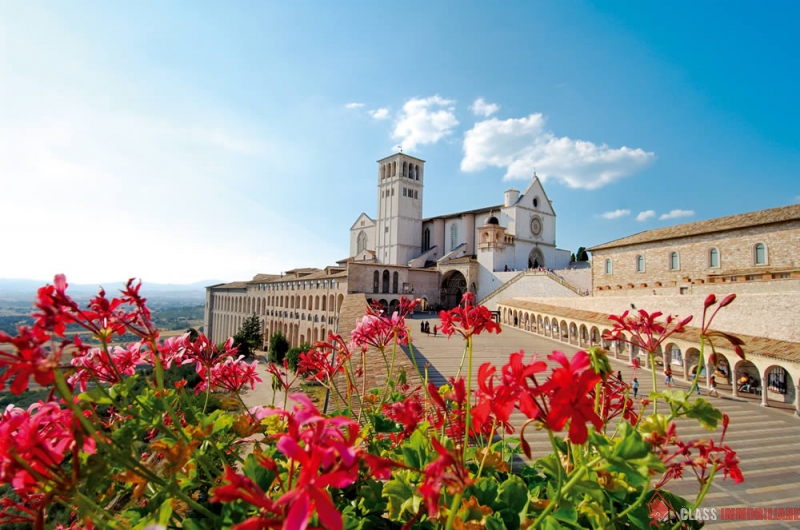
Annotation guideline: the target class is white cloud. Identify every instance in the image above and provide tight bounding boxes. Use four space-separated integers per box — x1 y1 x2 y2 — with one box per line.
636 210 656 222
461 113 655 189
659 209 695 220
600 209 631 219
345 102 364 109
369 108 389 120
470 98 499 117
393 95 459 151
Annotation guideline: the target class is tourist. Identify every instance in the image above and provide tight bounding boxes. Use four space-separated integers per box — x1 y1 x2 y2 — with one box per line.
739 374 752 393
692 372 701 394
632 378 639 398
617 370 623 383
433 325 437 338
664 367 673 388
709 375 719 397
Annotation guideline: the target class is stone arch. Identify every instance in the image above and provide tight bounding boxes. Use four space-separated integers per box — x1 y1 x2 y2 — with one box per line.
560 320 568 342
528 247 545 269
337 294 344 312
389 299 400 314
373 271 379 293
664 342 684 377
590 326 600 347
382 270 390 293
440 270 467 309
569 322 578 345
733 359 760 394
378 299 389 312
392 271 399 294
315 296 320 310
302 296 307 310
579 324 589 347
321 295 326 311
764 365 793 404
549 318 556 337
685 348 705 382
329 295 334 312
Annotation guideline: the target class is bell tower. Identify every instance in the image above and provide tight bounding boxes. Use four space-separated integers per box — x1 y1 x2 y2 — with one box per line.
375 153 425 265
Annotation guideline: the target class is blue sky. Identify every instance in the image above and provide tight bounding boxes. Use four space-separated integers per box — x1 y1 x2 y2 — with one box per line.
1 2 798 284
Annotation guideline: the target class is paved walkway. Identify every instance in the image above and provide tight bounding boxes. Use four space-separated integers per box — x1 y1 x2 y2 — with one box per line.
405 315 800 529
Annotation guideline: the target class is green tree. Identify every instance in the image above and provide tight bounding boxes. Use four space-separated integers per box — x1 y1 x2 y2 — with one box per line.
570 252 576 262
286 342 311 372
268 330 290 364
576 246 589 261
233 313 263 358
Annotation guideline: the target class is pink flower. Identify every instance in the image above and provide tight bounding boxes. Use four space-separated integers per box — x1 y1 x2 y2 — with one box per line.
197 356 262 394
438 293 501 339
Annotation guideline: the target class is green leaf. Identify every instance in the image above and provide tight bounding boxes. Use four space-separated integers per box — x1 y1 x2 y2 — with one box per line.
78 385 113 405
552 501 577 524
485 513 508 530
542 515 564 530
468 477 499 508
498 475 528 513
571 480 605 505
685 398 724 430
536 454 562 480
243 453 276 493
383 474 415 520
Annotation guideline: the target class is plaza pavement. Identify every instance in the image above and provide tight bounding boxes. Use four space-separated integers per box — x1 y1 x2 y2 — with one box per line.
404 315 800 529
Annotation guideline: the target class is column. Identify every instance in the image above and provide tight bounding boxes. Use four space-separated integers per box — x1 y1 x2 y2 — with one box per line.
761 381 769 407
795 384 800 417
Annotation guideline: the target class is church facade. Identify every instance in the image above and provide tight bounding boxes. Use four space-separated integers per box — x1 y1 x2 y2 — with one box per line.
204 151 572 346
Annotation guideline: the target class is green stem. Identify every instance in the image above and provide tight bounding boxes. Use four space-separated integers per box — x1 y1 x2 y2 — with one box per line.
463 335 473 461
203 366 211 413
531 455 602 527
444 491 464 530
649 350 658 415
614 475 653 523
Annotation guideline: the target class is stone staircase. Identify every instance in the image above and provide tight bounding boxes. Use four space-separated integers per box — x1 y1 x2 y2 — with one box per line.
478 270 587 311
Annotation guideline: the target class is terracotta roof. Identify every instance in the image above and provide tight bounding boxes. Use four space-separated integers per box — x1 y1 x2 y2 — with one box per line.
589 204 800 252
423 204 503 222
212 281 248 290
250 274 282 283
498 299 800 364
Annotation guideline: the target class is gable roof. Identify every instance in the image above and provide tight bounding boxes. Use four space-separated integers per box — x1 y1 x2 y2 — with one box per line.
589 203 800 252
520 176 556 216
350 213 376 231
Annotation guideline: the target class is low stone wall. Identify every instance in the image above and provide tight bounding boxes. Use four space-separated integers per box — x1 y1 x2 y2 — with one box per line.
514 292 800 343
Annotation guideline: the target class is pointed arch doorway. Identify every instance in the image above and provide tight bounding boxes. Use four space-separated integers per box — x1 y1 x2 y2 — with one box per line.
528 247 545 269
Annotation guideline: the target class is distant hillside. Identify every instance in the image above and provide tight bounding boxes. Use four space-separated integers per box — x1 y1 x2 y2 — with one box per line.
0 278 223 305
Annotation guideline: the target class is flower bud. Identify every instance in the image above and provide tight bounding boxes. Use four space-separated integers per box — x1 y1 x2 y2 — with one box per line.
719 293 736 308
704 294 717 308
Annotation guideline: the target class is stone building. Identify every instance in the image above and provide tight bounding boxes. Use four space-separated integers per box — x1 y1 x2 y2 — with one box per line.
205 151 574 347
588 204 800 296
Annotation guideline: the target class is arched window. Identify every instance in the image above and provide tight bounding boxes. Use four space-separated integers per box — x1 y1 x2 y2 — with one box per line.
754 243 767 265
423 228 431 251
669 251 680 270
382 270 390 293
392 161 396 176
709 248 719 268
414 165 419 180
357 230 367 253
373 271 379 293
450 223 459 250
636 255 645 272
392 272 399 294
402 161 407 176
605 259 613 274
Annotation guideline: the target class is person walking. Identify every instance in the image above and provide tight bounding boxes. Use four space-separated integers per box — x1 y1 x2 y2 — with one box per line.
632 378 639 398
692 372 701 395
433 325 437 338
709 375 720 397
617 370 623 383
664 367 673 388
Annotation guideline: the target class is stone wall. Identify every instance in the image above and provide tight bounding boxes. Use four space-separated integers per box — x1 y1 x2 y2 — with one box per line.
515 292 800 343
591 221 800 296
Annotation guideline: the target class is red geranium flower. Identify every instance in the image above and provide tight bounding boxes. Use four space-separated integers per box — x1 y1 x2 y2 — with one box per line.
541 351 603 445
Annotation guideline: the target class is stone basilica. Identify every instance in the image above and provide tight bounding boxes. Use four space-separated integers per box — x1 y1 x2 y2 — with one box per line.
204 151 572 346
